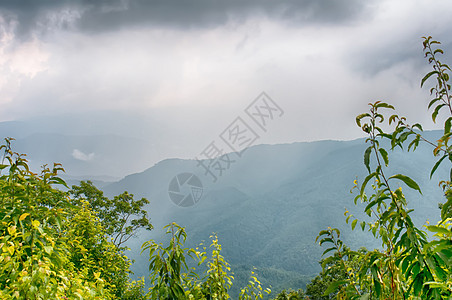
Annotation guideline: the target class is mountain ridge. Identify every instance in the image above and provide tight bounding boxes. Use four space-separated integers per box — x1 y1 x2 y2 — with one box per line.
99 131 446 294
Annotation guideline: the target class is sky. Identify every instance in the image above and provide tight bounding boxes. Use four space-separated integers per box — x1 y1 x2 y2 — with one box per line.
1 0 452 173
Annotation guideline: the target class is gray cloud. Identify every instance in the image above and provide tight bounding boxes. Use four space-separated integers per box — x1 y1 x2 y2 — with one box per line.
2 0 374 38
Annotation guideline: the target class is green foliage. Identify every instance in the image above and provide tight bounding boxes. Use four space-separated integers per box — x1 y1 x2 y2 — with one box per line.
303 247 368 300
121 277 148 300
70 180 153 247
0 138 147 299
186 234 235 299
142 222 191 299
0 138 108 299
65 200 133 298
143 222 272 300
271 289 305 300
203 235 234 298
315 229 369 298
317 37 452 299
238 269 271 300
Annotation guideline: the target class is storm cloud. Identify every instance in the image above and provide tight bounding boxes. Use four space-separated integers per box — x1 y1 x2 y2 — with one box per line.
2 0 373 38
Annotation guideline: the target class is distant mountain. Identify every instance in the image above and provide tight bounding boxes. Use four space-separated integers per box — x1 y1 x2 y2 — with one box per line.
0 111 217 178
0 112 158 139
101 131 447 295
0 130 157 178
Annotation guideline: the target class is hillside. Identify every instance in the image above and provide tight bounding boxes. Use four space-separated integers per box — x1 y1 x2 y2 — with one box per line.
101 131 447 294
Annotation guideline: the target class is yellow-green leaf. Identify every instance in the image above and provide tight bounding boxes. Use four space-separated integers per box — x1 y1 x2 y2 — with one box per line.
351 219 358 230
32 220 40 228
7 226 16 236
19 213 30 221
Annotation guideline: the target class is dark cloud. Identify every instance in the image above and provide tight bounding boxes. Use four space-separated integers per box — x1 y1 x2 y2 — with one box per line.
348 33 452 77
1 0 373 38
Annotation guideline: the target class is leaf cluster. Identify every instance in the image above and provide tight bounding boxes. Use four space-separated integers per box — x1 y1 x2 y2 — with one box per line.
0 138 144 299
317 37 452 299
70 181 153 248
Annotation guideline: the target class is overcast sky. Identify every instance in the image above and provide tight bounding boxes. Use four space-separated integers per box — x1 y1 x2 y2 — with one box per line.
1 0 452 164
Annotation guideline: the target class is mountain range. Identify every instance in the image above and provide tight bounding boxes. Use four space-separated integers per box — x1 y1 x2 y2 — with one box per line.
0 121 447 295
100 131 447 295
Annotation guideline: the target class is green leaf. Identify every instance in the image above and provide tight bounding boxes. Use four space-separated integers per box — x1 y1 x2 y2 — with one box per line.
389 114 398 125
364 146 372 173
408 135 420 151
421 70 439 87
378 148 389 166
360 172 377 196
375 102 395 110
428 97 441 110
433 259 447 281
364 198 380 213
322 247 337 256
360 221 366 231
445 117 452 133
388 174 422 194
356 113 370 127
44 246 53 254
321 256 336 269
323 280 347 296
430 154 447 178
351 219 358 230
374 279 381 297
412 123 423 131
398 131 412 145
434 48 444 55
359 293 370 300
427 225 451 237
412 271 424 295
332 228 340 238
316 230 329 240
319 237 334 246
424 281 446 289
49 176 69 188
432 103 446 122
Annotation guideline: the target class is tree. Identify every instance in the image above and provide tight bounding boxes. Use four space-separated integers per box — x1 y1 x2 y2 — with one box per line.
317 36 452 299
303 247 367 299
65 200 133 298
70 180 153 248
0 138 147 299
187 234 235 299
272 289 305 300
142 222 270 300
142 222 192 299
238 270 271 300
0 138 108 299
